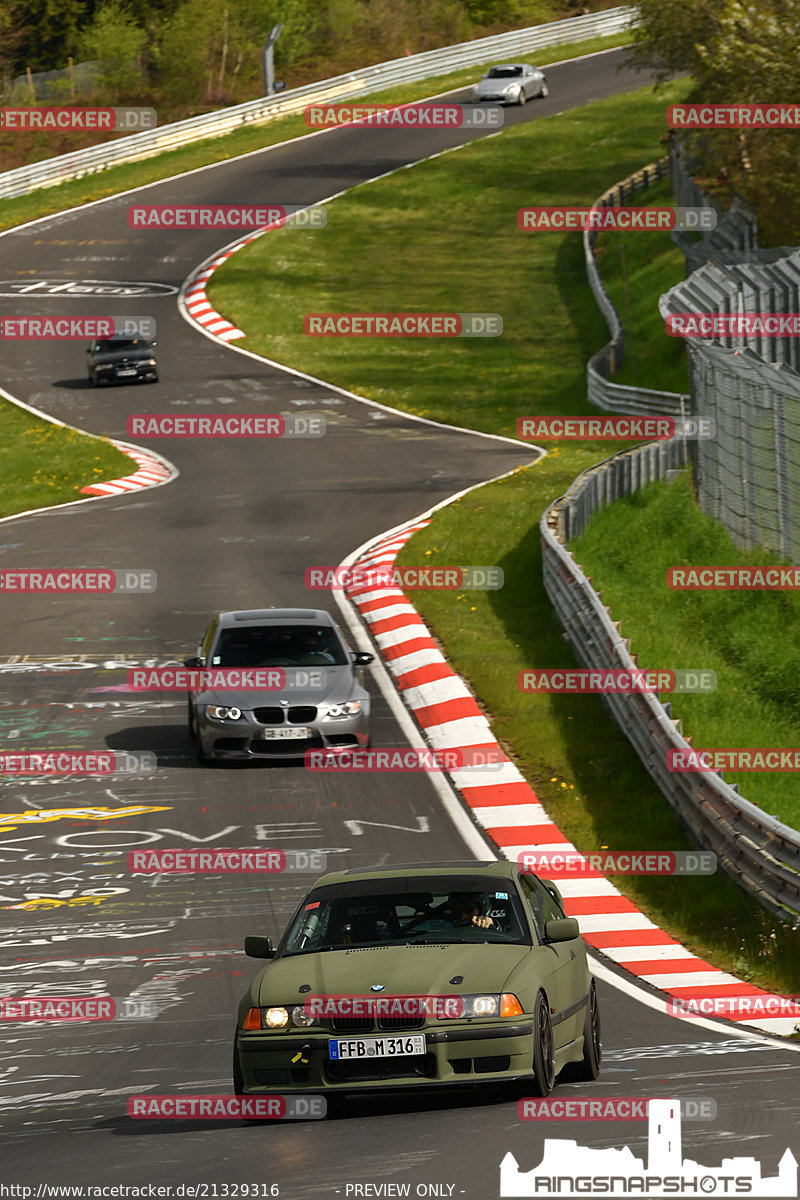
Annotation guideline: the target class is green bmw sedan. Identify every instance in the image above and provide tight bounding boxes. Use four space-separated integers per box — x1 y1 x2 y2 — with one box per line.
234 860 601 1103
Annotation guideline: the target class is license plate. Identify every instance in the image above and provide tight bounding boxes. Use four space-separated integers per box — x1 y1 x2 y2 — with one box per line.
116 368 138 377
329 1035 425 1060
262 726 312 740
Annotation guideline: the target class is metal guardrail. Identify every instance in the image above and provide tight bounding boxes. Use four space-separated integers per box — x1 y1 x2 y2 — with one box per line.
584 158 689 416
540 440 800 925
0 7 637 201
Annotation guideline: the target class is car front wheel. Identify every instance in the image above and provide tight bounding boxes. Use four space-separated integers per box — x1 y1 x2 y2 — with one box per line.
573 980 602 1080
530 991 556 1096
517 89 526 106
540 81 549 98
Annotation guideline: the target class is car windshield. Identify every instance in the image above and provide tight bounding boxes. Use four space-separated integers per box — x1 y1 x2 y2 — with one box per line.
487 66 523 78
93 338 151 351
211 624 348 668
281 877 530 955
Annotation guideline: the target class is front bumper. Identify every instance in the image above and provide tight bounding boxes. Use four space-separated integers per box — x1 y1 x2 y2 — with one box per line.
198 712 369 760
236 1022 534 1091
473 91 518 104
93 363 157 383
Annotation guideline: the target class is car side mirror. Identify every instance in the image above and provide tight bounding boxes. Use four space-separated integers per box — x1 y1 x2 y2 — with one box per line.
183 655 204 668
543 917 580 944
244 935 276 959
542 879 564 906
351 651 374 667
151 340 158 346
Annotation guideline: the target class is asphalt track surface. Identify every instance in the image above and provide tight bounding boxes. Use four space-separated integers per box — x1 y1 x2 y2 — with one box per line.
0 46 798 1197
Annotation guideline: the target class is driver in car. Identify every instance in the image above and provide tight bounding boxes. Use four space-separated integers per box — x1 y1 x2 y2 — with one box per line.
412 892 496 932
299 629 336 665
447 892 495 930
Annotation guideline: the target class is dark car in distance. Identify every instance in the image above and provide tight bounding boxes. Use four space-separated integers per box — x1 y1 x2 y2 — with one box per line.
87 336 158 385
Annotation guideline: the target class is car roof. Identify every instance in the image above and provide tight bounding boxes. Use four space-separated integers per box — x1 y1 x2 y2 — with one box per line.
215 608 334 627
311 860 518 888
487 63 528 69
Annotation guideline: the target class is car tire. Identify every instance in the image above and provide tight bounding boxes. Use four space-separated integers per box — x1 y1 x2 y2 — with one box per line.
196 737 210 765
572 980 602 1081
151 374 159 384
188 699 197 740
539 81 549 98
88 370 96 387
517 89 526 105
530 991 556 1096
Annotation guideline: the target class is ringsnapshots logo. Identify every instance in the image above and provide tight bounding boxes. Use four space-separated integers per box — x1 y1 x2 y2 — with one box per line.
667 313 800 338
0 107 156 131
0 316 156 340
303 313 502 337
518 1097 717 1122
128 848 327 874
0 569 156 593
0 996 158 1021
305 565 503 591
518 669 716 694
304 102 503 130
500 1097 797 1198
127 1095 326 1120
518 206 716 232
516 416 715 441
127 205 326 229
667 565 800 590
668 103 800 128
518 850 716 876
126 666 327 691
126 414 325 438
668 748 800 772
0 751 156 777
305 747 505 771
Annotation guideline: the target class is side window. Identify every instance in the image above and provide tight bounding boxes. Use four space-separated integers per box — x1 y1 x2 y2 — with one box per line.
519 875 563 941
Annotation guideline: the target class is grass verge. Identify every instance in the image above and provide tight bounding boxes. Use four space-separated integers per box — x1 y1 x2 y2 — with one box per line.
572 468 800 831
594 178 690 393
207 77 800 995
0 403 133 519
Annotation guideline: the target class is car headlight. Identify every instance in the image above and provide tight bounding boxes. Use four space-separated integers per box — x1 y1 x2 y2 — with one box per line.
263 1006 290 1029
206 705 243 721
291 1006 318 1028
141 358 157 366
322 701 362 718
243 1006 298 1030
434 993 524 1019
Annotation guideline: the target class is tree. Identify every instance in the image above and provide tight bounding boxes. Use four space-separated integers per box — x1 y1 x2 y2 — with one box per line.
10 0 88 72
77 0 148 94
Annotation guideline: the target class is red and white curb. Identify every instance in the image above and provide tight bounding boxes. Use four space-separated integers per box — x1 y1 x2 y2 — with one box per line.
345 517 800 1038
80 441 175 497
182 230 268 341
